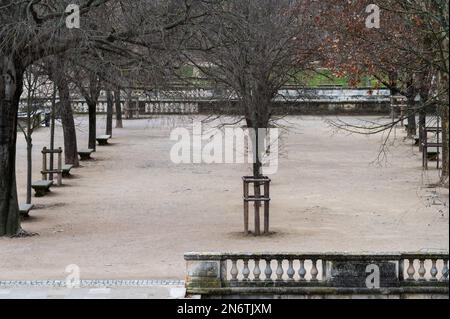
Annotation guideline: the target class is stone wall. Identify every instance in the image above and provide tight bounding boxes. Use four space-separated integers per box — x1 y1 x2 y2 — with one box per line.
184 252 449 299
198 100 391 116
19 87 393 116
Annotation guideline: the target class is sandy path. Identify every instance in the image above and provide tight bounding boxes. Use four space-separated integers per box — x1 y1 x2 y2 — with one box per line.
0 115 448 280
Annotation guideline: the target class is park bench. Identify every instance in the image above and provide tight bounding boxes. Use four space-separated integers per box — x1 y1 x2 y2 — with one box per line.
422 143 442 170
19 203 34 218
62 164 74 177
31 180 53 197
96 135 111 146
426 146 440 161
78 149 94 161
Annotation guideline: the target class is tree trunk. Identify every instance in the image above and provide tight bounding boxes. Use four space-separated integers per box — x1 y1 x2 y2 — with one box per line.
49 83 56 180
419 109 426 152
114 88 123 128
88 102 97 151
438 34 449 186
25 86 32 205
26 135 32 205
246 118 263 178
407 114 417 137
106 90 113 136
0 56 23 236
440 104 449 186
125 90 133 119
406 81 417 137
246 113 266 236
57 79 80 167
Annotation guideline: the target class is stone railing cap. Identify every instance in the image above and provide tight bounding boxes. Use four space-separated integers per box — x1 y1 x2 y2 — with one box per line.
184 251 449 261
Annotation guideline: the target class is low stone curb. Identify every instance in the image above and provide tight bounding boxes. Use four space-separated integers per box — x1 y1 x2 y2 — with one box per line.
0 280 184 288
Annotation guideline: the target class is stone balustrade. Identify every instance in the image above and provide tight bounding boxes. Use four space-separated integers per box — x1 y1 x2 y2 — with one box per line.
71 100 199 114
144 102 199 114
185 252 449 298
19 87 392 116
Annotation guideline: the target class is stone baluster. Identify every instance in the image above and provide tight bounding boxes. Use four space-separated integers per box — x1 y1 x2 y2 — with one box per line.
276 259 284 281
287 259 295 281
230 260 238 282
418 259 426 281
430 259 438 281
442 260 449 282
299 260 307 281
253 259 261 281
398 259 405 281
242 259 250 282
311 259 319 281
265 259 272 281
407 259 416 281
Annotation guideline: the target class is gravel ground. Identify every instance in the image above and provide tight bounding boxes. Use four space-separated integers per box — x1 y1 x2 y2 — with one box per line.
0 115 448 281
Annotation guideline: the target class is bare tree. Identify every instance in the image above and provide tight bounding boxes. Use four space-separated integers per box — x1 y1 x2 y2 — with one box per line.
1 0 204 236
187 0 321 178
178 0 322 235
69 64 102 151
19 65 52 206
321 0 448 185
0 0 112 236
46 55 80 167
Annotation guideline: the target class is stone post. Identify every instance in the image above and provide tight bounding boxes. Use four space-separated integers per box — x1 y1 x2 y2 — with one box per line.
184 253 224 291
